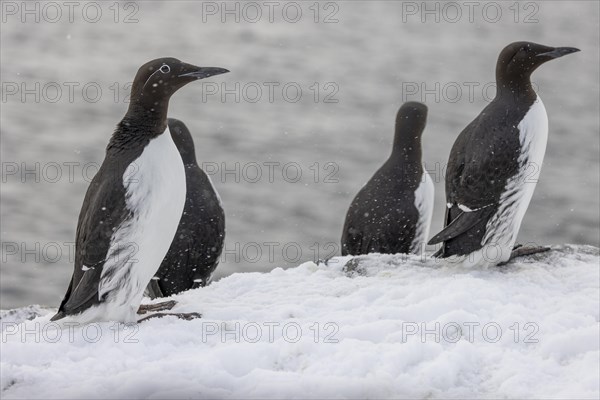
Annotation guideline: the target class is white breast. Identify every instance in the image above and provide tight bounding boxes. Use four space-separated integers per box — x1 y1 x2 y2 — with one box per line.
97 127 186 322
481 96 548 262
410 168 435 254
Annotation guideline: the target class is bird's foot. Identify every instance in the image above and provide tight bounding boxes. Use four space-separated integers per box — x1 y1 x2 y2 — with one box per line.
138 312 201 323
503 245 551 264
137 300 177 315
510 245 551 260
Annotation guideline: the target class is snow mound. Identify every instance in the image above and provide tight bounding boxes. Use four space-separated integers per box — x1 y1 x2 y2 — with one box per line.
1 244 599 399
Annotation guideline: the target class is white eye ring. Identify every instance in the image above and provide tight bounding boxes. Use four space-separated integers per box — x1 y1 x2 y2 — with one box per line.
160 65 170 74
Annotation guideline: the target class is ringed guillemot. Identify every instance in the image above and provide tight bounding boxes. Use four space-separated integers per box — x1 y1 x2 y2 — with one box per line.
428 41 580 266
341 102 434 256
51 58 229 324
146 118 225 299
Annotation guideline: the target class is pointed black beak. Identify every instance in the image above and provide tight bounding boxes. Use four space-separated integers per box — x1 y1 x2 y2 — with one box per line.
537 47 580 59
179 67 230 80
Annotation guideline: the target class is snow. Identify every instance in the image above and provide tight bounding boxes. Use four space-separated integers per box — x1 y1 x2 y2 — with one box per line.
1 244 599 399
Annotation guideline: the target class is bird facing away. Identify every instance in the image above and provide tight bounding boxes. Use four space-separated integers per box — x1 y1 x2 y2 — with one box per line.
341 102 434 256
146 118 225 299
428 41 579 267
51 58 229 324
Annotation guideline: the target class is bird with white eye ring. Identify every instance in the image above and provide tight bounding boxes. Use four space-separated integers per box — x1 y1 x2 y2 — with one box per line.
50 57 229 324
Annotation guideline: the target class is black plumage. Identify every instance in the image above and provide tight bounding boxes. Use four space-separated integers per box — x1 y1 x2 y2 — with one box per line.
341 102 432 256
51 58 229 322
429 42 579 260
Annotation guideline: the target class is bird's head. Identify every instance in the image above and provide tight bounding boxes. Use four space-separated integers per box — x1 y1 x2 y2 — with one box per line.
128 57 229 112
395 101 428 137
496 41 579 84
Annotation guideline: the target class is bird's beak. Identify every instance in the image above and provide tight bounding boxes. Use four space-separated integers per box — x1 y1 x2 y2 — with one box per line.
179 67 230 80
537 47 580 59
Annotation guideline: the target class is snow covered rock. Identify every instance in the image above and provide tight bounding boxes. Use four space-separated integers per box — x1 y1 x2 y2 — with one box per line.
1 244 598 399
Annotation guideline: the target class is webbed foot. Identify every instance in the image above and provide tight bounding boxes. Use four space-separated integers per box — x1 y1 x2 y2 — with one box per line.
137 300 177 314
498 245 551 265
138 312 201 323
510 245 551 260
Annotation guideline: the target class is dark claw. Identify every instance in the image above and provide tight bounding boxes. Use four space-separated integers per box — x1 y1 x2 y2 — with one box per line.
137 300 177 314
510 245 551 260
498 245 551 265
138 312 202 323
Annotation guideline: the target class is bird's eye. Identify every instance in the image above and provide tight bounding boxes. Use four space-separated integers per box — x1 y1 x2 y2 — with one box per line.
160 65 170 74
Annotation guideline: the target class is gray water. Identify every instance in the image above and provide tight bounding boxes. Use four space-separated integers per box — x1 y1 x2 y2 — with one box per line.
1 1 599 309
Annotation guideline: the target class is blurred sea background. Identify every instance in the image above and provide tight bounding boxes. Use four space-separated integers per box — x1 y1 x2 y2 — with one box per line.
1 1 598 308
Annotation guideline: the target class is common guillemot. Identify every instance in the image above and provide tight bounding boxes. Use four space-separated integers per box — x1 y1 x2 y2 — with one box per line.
51 58 229 323
341 102 434 256
428 42 579 267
